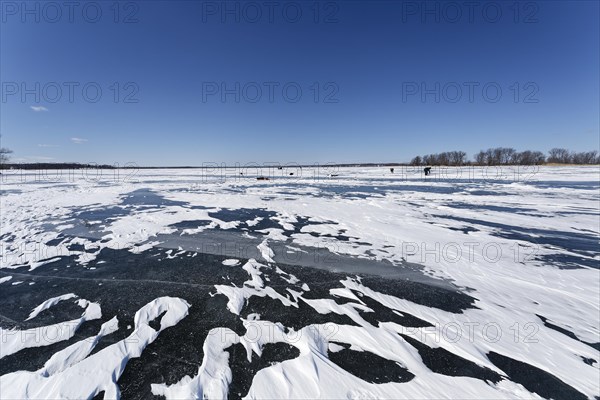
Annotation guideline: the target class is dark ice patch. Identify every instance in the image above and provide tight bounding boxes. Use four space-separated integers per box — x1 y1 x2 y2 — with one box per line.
358 276 478 314
534 253 599 270
242 295 359 331
148 310 168 332
46 237 66 246
169 220 213 229
227 342 301 399
0 233 16 243
432 215 600 263
581 356 596 366
92 391 105 400
349 291 433 328
443 202 539 214
487 351 587 400
75 206 130 221
528 180 600 191
537 314 600 351
0 248 250 380
327 346 415 384
400 334 502 383
208 208 277 224
120 189 187 208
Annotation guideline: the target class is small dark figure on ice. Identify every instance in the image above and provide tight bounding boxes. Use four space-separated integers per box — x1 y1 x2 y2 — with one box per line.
424 167 431 176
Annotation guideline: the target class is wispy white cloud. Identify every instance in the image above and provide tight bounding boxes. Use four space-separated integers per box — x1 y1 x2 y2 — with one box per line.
70 137 88 144
13 156 55 162
38 144 59 148
30 106 49 112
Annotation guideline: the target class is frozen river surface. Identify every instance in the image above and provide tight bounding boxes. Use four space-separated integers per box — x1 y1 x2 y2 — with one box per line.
0 166 598 399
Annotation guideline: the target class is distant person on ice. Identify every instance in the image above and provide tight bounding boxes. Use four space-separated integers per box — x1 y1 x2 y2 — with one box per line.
424 167 431 176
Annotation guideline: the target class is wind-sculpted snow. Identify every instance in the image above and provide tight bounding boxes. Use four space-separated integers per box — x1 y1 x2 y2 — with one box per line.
0 294 101 359
25 293 79 321
0 166 598 399
157 258 595 399
0 296 190 399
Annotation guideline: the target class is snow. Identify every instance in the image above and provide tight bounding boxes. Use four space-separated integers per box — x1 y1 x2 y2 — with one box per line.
257 239 275 263
39 316 119 377
151 326 238 399
275 266 300 285
328 342 346 353
1 166 598 399
214 259 298 315
0 297 190 399
245 216 263 227
0 295 102 359
26 293 79 321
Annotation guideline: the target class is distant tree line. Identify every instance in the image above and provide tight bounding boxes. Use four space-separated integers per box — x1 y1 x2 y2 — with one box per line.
473 148 546 166
1 163 116 170
546 148 599 165
1 145 598 169
411 148 599 166
410 151 467 166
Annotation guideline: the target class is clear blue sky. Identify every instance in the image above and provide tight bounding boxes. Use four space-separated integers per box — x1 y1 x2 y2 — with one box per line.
1 0 598 166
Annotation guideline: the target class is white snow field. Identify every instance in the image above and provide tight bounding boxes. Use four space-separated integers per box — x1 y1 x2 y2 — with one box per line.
0 165 598 399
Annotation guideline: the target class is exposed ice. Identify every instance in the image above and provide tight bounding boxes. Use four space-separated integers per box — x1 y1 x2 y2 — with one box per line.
0 297 190 399
1 166 598 399
26 293 79 321
1 295 101 359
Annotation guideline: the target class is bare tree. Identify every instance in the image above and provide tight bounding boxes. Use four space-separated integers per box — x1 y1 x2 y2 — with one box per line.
474 151 486 165
492 147 516 165
516 150 532 165
0 147 12 166
547 148 571 164
410 156 422 166
514 150 546 165
448 151 466 166
474 147 546 165
531 151 546 165
437 152 449 165
571 150 598 164
484 148 494 165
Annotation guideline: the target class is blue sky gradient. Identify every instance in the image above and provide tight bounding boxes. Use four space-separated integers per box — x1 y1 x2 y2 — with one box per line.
1 0 598 165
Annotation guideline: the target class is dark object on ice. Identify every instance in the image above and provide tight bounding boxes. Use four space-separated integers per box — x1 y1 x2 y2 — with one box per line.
277 166 283 170
390 168 394 173
257 176 270 181
289 173 294 176
424 167 432 176
330 174 339 177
